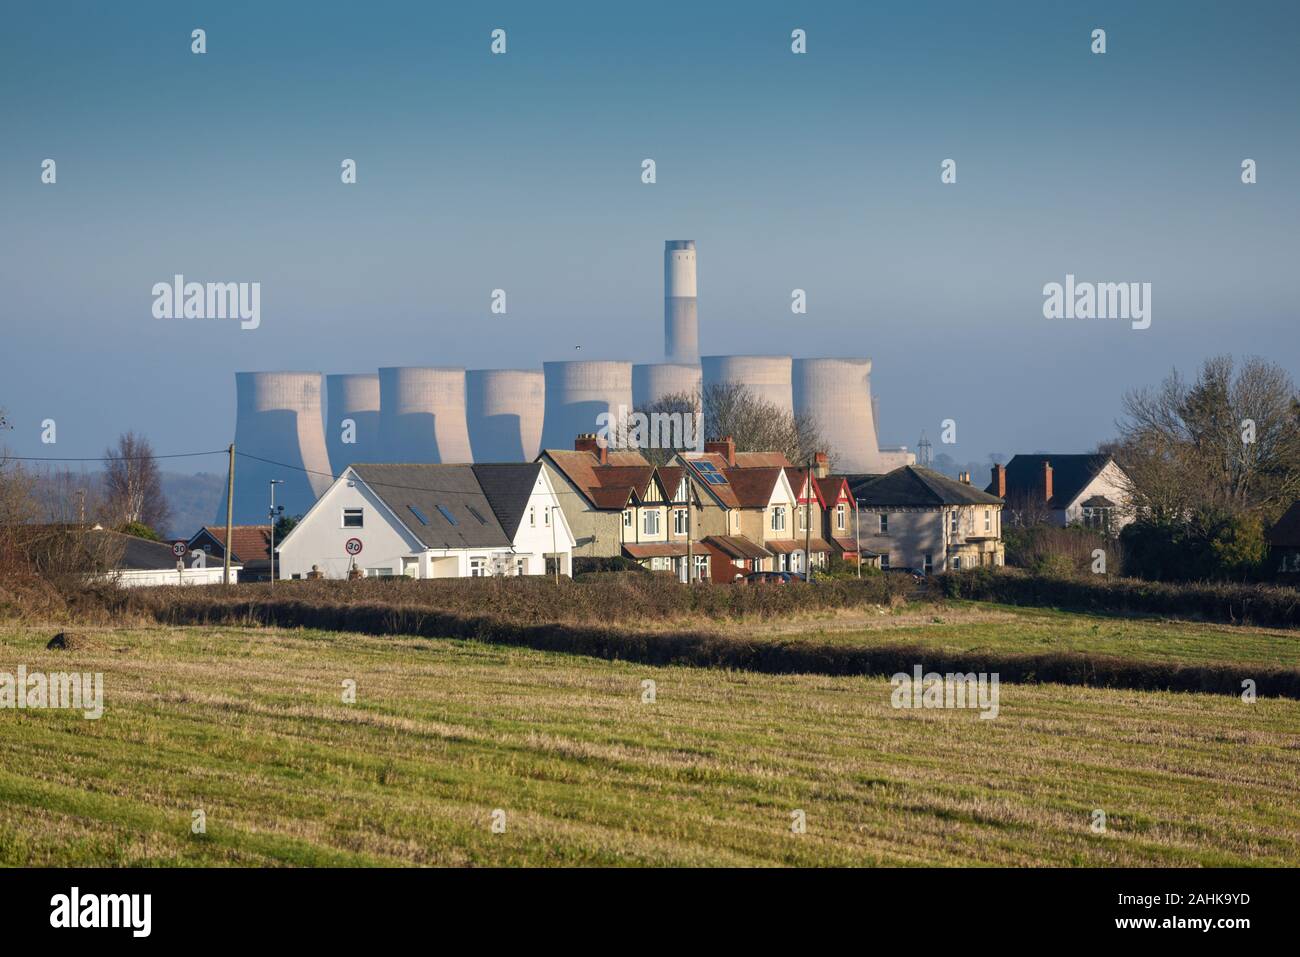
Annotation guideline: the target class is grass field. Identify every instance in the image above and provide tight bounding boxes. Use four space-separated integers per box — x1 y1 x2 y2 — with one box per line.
743 601 1300 669
2 618 1298 867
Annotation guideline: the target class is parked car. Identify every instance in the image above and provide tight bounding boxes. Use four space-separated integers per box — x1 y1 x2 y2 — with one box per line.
742 571 795 585
884 566 928 584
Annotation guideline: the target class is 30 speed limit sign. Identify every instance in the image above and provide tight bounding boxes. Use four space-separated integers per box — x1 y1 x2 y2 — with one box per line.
345 538 363 556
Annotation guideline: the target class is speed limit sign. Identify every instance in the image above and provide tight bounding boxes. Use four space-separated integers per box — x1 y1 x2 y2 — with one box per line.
171 540 187 558
345 538 363 556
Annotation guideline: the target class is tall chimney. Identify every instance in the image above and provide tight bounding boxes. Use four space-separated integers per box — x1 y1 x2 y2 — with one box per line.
574 433 608 465
1041 460 1053 503
704 435 736 467
813 451 829 479
664 240 698 362
991 463 1006 498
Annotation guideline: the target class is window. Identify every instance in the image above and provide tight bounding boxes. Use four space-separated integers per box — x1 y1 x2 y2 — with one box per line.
365 567 394 577
836 504 846 531
881 554 890 570
798 509 807 532
516 557 527 575
950 511 958 535
469 556 487 577
984 509 992 533
529 506 536 527
643 510 660 535
923 554 933 573
879 513 889 534
694 555 708 579
778 553 788 571
623 510 632 528
771 506 786 532
467 505 488 525
342 508 363 528
435 504 458 526
674 508 688 535
408 505 430 526
1083 507 1113 532
544 507 550 526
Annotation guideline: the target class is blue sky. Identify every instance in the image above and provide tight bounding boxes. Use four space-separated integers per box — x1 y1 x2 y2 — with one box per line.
2 0 1297 473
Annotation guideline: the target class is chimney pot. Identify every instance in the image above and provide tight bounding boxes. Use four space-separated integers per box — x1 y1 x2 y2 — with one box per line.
704 435 736 467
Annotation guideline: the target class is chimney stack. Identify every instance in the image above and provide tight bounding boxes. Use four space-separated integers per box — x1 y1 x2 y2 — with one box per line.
813 452 829 479
1041 460 1053 503
991 463 1006 498
704 435 736 467
574 433 608 465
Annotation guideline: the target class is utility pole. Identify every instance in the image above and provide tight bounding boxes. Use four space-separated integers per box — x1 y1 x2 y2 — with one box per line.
223 444 235 585
685 478 693 584
268 479 284 589
854 498 861 579
804 458 813 582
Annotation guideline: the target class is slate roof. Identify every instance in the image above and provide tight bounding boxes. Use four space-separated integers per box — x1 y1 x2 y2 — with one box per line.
988 454 1114 509
857 466 1004 507
102 530 242 571
349 464 511 549
471 462 545 540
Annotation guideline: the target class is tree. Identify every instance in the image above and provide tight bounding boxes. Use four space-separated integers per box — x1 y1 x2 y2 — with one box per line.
103 432 171 533
1113 355 1300 522
701 382 831 467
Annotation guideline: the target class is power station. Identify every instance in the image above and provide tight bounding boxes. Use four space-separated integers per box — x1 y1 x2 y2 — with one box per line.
222 241 911 521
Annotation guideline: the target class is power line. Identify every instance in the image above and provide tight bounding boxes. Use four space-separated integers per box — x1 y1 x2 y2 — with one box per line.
3 450 227 463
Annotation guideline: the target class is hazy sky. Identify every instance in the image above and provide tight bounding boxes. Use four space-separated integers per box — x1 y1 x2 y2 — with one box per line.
2 0 1297 475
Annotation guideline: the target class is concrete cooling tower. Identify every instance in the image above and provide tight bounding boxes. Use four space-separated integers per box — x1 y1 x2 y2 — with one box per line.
701 355 794 417
632 363 701 408
664 240 698 363
466 369 545 462
378 367 474 464
220 372 333 525
539 360 633 452
792 357 884 474
326 373 380 475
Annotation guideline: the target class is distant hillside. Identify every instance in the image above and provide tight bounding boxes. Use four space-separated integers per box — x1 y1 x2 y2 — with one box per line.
160 471 226 540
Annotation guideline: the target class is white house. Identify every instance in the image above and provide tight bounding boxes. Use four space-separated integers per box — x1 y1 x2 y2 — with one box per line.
84 527 241 587
989 455 1133 532
275 462 575 580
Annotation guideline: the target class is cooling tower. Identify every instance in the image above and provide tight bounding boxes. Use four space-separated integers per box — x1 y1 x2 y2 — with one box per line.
664 240 698 362
326 373 381 475
632 363 701 408
220 372 333 525
378 367 474 464
792 358 883 474
701 355 794 417
539 360 633 452
466 369 545 462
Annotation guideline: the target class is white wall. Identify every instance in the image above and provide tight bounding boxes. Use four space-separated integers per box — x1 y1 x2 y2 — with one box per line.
1061 460 1133 528
510 467 576 576
276 470 426 580
108 566 237 588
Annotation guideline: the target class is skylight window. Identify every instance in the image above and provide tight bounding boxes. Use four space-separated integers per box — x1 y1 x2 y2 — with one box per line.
467 506 488 525
695 462 728 485
436 504 458 526
408 505 430 526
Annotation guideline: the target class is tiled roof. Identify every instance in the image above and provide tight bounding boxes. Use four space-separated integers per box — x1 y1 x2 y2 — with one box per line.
541 450 653 511
701 535 771 560
471 462 544 539
858 467 1004 507
193 525 272 563
989 454 1115 509
765 537 832 554
623 542 690 559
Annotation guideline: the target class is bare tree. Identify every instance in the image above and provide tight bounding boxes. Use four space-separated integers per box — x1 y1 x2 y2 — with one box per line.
702 382 832 467
103 432 171 532
1113 356 1300 522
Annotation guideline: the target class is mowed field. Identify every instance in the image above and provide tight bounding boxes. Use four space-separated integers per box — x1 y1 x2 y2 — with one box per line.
1 616 1298 867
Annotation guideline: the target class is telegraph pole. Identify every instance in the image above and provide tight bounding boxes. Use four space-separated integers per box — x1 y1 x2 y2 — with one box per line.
854 498 862 579
804 458 813 582
223 443 235 585
269 479 284 589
